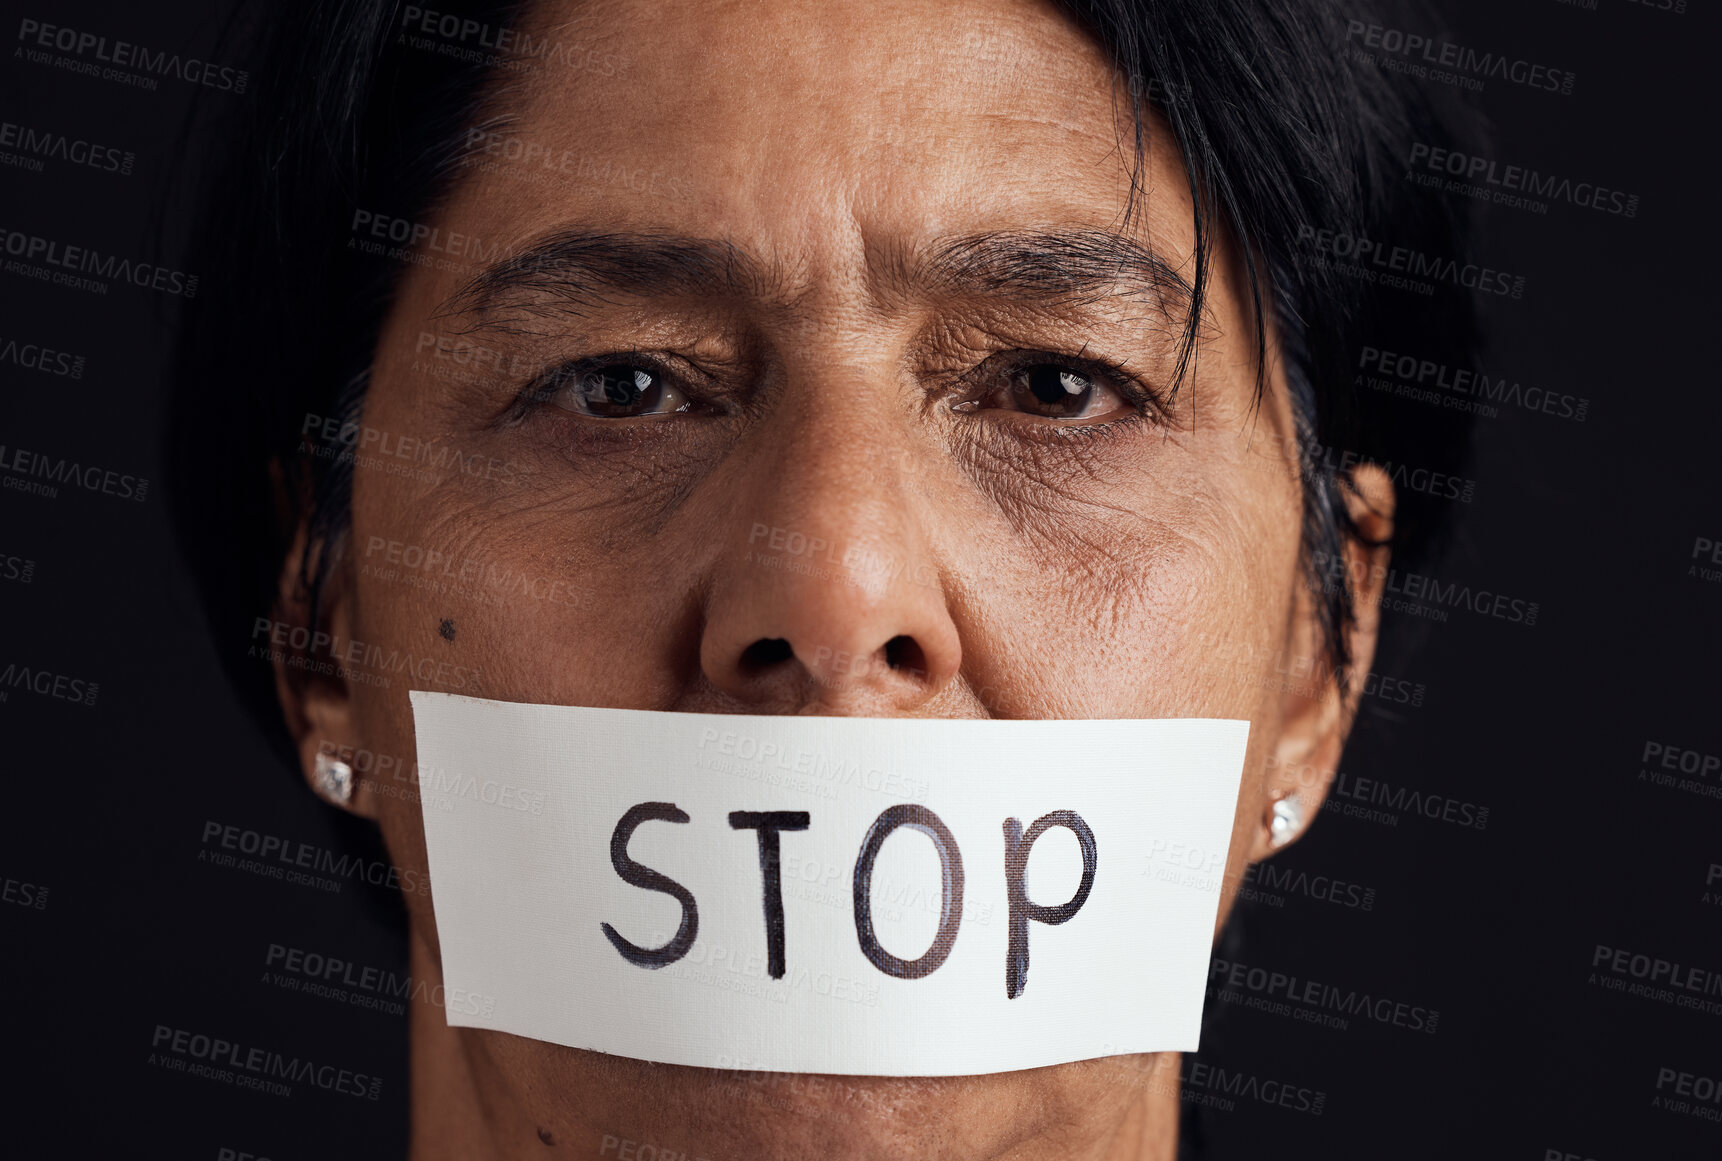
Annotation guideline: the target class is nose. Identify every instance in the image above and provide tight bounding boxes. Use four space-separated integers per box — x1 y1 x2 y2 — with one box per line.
699 416 961 715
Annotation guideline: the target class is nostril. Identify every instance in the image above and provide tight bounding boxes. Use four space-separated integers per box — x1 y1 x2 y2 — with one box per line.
883 635 927 679
738 637 795 675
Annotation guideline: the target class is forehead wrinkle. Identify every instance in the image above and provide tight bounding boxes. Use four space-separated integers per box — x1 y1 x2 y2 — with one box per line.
432 219 1197 344
437 229 799 334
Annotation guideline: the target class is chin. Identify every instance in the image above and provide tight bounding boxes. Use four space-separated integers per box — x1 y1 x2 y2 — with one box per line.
530 1048 1134 1159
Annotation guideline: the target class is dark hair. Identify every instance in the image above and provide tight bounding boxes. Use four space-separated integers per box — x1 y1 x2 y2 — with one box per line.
168 0 1479 761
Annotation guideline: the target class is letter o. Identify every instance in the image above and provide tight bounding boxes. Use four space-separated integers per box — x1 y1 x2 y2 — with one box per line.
853 805 964 979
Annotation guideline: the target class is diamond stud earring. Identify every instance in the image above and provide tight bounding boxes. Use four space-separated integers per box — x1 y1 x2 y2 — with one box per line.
1269 794 1303 849
312 751 355 805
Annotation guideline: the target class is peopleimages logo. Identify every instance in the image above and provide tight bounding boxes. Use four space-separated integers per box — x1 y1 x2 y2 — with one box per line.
1327 771 1489 830
1238 861 1377 911
149 1025 381 1099
0 119 134 176
0 661 99 707
0 333 84 379
460 128 695 203
349 209 518 270
248 615 487 694
1636 740 1722 802
0 226 197 297
1343 21 1575 96
1407 143 1638 218
0 552 36 584
264 942 498 1019
1208 956 1440 1033
1311 551 1540 628
301 410 522 484
1591 944 1722 1017
1296 225 1525 299
16 19 249 92
398 6 624 76
199 820 433 896
1653 1066 1722 1123
1305 444 1476 503
1358 345 1589 423
1 872 48 910
0 443 148 503
1180 1061 1327 1115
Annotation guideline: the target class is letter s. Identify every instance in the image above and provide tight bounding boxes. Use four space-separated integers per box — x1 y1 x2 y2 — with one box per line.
601 802 699 968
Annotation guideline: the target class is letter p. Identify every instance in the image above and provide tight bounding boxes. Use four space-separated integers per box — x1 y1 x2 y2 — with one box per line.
1003 810 1098 999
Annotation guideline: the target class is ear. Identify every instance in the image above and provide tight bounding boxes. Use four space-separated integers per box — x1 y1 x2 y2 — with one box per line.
270 522 380 819
1248 464 1395 859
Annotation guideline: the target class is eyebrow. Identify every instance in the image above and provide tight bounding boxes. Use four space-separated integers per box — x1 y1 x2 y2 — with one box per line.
441 232 761 332
919 229 1192 316
442 228 1194 331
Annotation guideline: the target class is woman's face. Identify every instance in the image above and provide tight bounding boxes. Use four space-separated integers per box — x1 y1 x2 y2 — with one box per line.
289 0 1386 1154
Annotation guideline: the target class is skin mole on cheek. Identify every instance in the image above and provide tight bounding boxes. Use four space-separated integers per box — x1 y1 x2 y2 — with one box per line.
536 1127 555 1145
439 618 457 642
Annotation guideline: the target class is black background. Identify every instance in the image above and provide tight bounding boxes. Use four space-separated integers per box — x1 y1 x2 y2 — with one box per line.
2 1 1719 1158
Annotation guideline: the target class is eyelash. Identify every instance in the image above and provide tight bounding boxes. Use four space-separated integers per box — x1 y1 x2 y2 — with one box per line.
949 348 1167 442
505 346 1167 442
502 351 715 426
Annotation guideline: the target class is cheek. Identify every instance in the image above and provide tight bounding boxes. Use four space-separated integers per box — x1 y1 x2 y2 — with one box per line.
346 446 713 715
950 448 1303 721
343 469 705 959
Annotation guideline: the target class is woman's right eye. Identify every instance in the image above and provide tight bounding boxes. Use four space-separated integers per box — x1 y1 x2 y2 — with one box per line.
547 362 694 419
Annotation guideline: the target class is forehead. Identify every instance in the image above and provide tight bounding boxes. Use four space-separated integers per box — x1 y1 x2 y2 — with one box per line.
438 0 1186 269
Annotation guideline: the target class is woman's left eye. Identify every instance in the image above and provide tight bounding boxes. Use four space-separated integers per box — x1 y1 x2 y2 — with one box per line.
546 362 693 419
963 362 1133 421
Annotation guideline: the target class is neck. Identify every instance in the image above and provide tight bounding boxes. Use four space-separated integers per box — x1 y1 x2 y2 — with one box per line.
1103 1055 1183 1161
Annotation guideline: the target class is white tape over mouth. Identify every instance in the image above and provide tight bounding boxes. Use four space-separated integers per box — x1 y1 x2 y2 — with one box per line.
409 692 1248 1076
